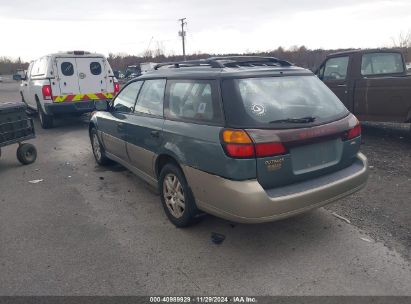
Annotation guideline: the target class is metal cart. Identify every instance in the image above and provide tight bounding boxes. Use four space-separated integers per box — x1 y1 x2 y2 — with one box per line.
0 102 37 165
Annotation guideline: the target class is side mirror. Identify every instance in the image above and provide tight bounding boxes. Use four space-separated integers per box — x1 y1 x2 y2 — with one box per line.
95 100 110 111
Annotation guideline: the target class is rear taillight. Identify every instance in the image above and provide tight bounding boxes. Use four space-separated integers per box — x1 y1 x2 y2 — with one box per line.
221 129 255 158
114 82 120 94
221 129 287 159
346 124 361 139
42 85 52 100
344 121 361 140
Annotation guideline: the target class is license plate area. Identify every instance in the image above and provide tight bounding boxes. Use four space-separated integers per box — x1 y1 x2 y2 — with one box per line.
290 139 343 174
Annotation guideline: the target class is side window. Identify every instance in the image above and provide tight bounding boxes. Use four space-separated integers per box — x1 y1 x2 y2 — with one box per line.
61 62 74 76
26 62 34 79
112 81 143 113
31 58 47 77
361 53 404 76
90 62 102 75
323 56 349 80
134 79 166 116
166 80 222 123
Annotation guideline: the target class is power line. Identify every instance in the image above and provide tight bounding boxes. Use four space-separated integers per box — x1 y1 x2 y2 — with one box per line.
178 18 187 60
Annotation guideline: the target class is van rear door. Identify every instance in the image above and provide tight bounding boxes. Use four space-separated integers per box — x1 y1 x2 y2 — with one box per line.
55 57 79 96
76 57 108 94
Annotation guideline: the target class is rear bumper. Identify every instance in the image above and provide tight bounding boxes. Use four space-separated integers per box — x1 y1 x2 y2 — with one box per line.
44 100 108 115
183 152 368 223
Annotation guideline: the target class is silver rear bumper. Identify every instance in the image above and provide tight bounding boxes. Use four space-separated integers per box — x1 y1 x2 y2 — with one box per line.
183 153 368 223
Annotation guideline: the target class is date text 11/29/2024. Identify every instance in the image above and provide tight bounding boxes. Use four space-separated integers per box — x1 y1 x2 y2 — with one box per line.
149 296 257 303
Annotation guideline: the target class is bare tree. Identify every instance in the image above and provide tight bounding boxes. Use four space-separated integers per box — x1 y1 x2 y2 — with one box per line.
391 30 411 48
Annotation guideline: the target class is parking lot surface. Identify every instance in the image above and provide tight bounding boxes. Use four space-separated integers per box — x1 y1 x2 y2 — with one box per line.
0 81 410 295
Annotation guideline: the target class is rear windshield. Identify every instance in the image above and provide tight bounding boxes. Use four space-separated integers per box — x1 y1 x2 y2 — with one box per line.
222 75 348 128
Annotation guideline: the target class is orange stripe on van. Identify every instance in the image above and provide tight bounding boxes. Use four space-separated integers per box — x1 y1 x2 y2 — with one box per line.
53 93 114 103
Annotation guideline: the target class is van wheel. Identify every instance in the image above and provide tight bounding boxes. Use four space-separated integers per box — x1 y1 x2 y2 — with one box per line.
159 163 199 227
37 102 53 129
17 143 37 165
90 128 110 165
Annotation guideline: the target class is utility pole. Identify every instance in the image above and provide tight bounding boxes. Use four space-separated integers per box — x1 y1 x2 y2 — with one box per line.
178 18 187 60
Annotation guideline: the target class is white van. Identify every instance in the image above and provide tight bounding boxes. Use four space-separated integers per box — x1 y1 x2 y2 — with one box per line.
20 51 119 128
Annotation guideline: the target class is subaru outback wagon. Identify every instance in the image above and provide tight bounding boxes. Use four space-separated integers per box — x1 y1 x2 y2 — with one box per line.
89 56 368 227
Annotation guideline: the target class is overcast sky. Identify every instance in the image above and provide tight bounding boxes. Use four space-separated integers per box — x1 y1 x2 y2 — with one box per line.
0 0 410 61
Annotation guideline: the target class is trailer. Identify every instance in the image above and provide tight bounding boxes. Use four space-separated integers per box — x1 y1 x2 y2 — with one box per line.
0 102 37 165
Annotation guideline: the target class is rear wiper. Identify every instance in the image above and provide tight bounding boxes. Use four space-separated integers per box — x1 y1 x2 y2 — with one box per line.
269 116 316 124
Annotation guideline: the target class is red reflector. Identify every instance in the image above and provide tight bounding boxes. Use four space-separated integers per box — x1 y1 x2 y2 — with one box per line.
114 82 120 94
225 144 255 158
42 85 52 100
346 124 361 140
255 142 287 157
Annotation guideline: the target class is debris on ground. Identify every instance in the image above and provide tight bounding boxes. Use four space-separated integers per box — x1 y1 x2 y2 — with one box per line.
331 212 351 224
28 179 43 184
211 232 226 245
99 176 104 180
360 237 373 243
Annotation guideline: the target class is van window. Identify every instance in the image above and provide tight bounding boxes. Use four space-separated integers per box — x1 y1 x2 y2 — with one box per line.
361 53 404 75
90 62 102 75
31 58 47 77
61 62 74 76
134 79 166 116
166 80 222 123
112 81 143 113
323 56 349 80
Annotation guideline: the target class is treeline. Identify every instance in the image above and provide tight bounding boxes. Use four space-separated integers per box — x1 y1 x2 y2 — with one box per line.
107 46 411 72
0 57 28 75
1 45 410 75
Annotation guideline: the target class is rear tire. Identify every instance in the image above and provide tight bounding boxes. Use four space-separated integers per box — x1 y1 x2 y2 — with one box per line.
159 163 200 227
90 128 110 165
17 143 37 165
37 102 53 129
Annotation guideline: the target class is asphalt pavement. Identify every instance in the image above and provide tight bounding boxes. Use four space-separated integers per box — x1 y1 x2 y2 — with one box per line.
0 80 410 295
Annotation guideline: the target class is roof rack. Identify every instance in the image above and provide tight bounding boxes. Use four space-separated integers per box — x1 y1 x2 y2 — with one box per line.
153 56 292 70
154 59 224 70
209 56 292 67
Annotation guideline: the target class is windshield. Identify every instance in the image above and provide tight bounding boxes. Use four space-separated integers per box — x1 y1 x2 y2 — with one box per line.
222 75 349 128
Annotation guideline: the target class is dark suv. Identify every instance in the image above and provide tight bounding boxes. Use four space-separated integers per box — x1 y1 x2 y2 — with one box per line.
89 56 368 227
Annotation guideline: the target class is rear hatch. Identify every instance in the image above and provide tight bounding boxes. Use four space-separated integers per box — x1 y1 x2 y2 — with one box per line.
222 75 361 189
54 56 111 99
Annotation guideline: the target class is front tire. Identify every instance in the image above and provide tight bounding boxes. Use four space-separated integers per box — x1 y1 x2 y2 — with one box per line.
17 143 37 165
37 102 53 129
90 128 110 165
159 163 199 227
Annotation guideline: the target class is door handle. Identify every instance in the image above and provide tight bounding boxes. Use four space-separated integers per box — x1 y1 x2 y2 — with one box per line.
337 84 347 87
150 130 160 138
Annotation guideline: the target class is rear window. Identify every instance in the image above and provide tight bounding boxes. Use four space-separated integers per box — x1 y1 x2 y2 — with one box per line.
61 62 74 76
90 62 102 75
222 75 348 129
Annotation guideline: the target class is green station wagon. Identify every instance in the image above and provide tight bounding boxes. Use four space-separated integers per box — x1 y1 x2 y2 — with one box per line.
89 56 368 227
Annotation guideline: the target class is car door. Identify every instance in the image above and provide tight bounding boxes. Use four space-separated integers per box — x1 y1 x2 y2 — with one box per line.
318 56 351 110
76 57 108 95
55 57 79 96
21 62 33 108
354 52 409 121
126 79 166 179
98 81 143 160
